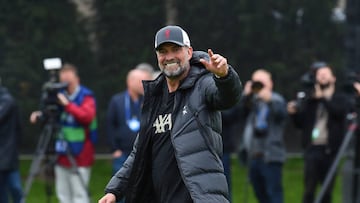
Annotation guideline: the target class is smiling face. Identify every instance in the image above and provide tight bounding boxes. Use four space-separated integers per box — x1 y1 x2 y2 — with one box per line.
155 43 193 79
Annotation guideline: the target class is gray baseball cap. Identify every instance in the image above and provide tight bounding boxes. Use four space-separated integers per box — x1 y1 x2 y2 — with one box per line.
154 25 191 50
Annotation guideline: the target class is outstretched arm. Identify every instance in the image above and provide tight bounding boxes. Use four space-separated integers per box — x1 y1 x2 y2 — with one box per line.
200 49 242 110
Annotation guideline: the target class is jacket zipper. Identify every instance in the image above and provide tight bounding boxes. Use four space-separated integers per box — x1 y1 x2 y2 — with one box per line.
170 93 197 201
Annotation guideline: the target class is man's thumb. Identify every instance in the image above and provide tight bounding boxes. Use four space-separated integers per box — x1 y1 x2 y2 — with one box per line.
199 58 209 68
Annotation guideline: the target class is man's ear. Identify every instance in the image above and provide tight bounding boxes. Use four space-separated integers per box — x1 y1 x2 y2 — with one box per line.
187 46 193 60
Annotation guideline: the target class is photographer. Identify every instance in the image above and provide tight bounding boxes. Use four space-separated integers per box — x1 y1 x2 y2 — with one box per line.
287 63 349 203
239 69 287 203
30 63 97 203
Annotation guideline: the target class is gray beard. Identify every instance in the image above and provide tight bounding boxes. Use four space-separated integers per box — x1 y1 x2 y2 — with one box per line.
162 64 189 79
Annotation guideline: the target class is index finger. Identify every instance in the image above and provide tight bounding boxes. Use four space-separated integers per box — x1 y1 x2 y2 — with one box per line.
208 49 214 57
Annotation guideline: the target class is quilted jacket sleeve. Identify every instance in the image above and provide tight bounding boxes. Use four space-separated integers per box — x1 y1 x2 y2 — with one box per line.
104 134 139 200
203 66 242 110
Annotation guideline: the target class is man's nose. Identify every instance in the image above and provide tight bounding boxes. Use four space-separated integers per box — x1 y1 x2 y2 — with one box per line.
164 52 175 61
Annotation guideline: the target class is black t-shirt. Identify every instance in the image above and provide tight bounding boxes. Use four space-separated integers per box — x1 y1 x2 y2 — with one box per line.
151 91 193 203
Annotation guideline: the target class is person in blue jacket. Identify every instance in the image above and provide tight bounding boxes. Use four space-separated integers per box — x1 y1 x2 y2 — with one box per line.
239 69 287 203
106 68 152 175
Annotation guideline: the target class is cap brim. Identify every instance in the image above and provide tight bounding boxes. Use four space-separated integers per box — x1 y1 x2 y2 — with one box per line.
155 40 186 50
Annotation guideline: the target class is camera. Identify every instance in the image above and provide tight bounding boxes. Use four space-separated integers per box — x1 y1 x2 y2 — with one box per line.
251 81 264 94
293 72 316 111
293 62 330 110
300 71 316 91
41 58 68 119
299 61 329 93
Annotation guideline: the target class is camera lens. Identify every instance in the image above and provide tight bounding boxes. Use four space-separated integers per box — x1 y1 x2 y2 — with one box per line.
251 81 264 93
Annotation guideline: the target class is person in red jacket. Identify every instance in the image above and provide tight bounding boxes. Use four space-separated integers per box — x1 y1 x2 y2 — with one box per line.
30 63 97 203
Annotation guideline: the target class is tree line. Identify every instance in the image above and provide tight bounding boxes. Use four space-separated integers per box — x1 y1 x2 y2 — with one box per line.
0 0 344 152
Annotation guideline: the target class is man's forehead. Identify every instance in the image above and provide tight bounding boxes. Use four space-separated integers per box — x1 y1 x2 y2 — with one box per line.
252 71 271 80
60 70 78 79
128 69 151 79
316 67 333 76
156 42 183 50
60 69 75 74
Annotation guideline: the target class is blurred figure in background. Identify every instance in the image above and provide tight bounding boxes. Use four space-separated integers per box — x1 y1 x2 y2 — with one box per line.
287 63 349 203
0 80 23 203
136 62 161 79
238 69 287 203
135 62 154 76
106 68 152 177
30 64 97 203
221 105 243 203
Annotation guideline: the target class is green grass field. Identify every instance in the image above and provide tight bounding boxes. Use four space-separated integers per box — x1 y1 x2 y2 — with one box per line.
19 157 342 203
231 157 342 203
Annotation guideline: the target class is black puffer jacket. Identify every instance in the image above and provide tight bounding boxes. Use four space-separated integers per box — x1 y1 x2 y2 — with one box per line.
291 93 350 154
105 51 242 203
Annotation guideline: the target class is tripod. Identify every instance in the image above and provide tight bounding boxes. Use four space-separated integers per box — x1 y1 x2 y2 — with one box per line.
21 113 91 203
314 113 358 203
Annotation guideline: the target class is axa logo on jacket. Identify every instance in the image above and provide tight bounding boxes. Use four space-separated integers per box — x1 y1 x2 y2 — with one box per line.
153 113 172 134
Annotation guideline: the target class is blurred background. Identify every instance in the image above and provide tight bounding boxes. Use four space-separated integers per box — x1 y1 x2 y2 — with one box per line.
2 0 360 202
0 0 358 154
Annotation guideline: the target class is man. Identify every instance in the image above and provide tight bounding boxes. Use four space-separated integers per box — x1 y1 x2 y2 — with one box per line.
135 62 154 75
98 25 242 203
107 68 152 176
0 82 23 203
239 69 287 203
287 63 349 203
221 105 243 203
30 63 97 203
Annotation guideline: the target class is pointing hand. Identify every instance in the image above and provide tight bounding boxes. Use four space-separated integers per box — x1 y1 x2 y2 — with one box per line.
200 49 229 78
